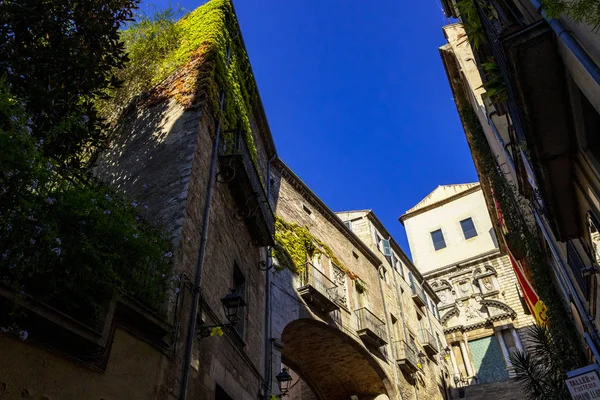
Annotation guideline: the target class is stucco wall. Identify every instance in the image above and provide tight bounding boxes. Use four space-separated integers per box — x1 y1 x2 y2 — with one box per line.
405 189 497 274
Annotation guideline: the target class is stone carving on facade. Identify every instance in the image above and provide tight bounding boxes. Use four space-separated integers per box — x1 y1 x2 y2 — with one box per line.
332 264 348 307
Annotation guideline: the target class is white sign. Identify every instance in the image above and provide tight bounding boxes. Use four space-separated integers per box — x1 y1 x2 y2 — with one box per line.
567 371 600 400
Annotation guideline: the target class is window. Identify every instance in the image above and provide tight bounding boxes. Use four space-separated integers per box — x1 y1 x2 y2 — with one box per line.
460 218 477 239
392 254 404 277
374 230 383 250
302 203 312 215
379 267 388 283
344 220 352 230
430 229 446 251
232 263 246 338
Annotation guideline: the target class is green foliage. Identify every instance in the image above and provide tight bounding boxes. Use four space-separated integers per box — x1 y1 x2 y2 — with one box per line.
354 279 367 294
0 79 173 326
542 0 600 31
101 7 182 121
273 216 365 290
106 0 259 162
481 61 508 103
456 0 487 50
0 0 139 168
510 325 570 399
460 104 584 370
273 217 316 274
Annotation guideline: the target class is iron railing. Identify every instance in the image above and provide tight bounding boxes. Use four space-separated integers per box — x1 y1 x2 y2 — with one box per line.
475 0 527 144
355 307 387 342
567 240 590 295
395 340 419 367
420 329 439 353
410 280 427 306
221 130 275 237
298 262 343 305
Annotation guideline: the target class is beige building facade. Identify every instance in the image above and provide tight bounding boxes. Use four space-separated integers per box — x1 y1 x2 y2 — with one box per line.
266 161 450 400
401 183 535 398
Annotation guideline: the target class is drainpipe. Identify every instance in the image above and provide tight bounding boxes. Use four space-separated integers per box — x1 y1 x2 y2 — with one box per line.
529 0 600 86
263 154 276 399
179 44 232 400
377 263 402 400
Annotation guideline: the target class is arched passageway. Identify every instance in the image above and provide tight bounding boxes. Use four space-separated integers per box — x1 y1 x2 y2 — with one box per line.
281 319 393 400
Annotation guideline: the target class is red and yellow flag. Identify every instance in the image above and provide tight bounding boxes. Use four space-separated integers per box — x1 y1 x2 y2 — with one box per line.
493 191 547 325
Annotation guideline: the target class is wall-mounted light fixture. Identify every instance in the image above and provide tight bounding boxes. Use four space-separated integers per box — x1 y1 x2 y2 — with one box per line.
196 290 246 338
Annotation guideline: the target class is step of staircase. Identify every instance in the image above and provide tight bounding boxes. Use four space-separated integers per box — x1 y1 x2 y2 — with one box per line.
450 379 523 400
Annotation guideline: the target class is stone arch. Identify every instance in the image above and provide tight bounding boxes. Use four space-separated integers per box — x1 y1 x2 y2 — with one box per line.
480 299 517 319
440 306 460 326
281 318 394 400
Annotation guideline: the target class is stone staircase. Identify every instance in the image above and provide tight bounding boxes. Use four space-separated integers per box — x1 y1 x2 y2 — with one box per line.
449 379 523 400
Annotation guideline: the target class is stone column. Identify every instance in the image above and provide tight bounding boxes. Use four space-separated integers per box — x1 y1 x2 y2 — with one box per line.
449 343 460 383
459 340 474 377
511 327 524 353
495 330 512 368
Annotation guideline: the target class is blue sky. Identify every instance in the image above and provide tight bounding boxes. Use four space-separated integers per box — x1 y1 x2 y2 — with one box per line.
144 0 478 257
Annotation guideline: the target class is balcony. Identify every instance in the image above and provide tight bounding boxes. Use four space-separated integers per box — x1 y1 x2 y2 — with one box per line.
218 131 275 247
476 1 579 240
420 329 439 356
395 340 419 373
410 282 427 308
355 307 387 347
298 263 343 313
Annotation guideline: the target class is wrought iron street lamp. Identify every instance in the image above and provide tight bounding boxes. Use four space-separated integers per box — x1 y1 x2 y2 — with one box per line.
276 368 293 397
416 350 426 369
196 290 246 338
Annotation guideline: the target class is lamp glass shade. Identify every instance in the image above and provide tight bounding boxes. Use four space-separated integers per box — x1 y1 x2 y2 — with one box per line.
220 291 246 323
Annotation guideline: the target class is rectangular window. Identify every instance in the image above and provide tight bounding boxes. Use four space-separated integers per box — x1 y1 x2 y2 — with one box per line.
344 220 352 230
232 263 246 338
431 229 446 250
460 218 477 239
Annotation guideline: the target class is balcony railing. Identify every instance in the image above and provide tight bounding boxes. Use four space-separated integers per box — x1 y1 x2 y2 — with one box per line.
355 307 387 347
567 241 590 296
395 340 419 373
420 329 439 355
218 130 274 247
475 1 527 144
410 281 427 308
298 263 343 312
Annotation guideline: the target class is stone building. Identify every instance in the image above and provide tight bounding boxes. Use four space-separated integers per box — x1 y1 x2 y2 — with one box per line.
266 159 449 400
401 183 535 398
1 1 275 399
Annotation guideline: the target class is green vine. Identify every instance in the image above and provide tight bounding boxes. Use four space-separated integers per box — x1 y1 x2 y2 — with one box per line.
273 216 365 289
455 0 487 50
105 0 259 164
459 103 584 370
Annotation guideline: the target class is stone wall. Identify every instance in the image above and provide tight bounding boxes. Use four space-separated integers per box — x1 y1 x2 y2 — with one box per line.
337 210 451 400
93 50 273 398
267 162 448 400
